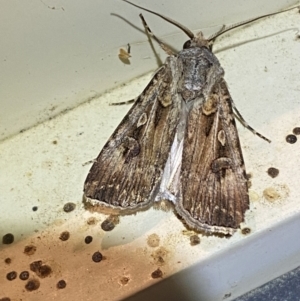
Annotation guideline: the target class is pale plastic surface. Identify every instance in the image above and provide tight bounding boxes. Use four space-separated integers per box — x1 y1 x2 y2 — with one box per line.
0 5 300 301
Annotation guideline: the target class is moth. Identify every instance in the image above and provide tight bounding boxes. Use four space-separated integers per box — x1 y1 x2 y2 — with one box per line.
118 43 131 63
84 1 295 235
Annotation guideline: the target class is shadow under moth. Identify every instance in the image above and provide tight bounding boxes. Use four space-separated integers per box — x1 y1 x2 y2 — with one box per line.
84 1 297 235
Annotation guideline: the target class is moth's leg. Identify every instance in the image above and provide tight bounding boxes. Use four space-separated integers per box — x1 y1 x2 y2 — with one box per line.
110 99 135 106
231 99 271 143
139 13 175 56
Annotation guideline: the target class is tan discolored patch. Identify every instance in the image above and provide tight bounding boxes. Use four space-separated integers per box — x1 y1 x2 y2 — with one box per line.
147 233 160 248
263 184 289 202
151 247 169 266
87 217 97 225
249 190 260 202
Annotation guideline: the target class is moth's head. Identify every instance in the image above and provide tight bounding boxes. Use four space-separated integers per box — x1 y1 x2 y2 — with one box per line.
183 32 211 49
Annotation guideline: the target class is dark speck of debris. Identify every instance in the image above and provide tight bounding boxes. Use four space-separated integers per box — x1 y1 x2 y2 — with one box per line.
85 236 93 244
4 258 11 264
52 140 58 144
2 233 14 244
119 276 130 285
24 245 37 255
19 271 30 280
25 279 40 291
190 235 201 246
0 298 11 301
92 251 103 263
293 127 300 135
151 268 163 279
101 215 119 231
30 260 52 278
63 202 76 212
57 279 67 289
267 167 279 178
286 134 297 144
59 231 70 241
32 206 38 211
6 271 17 281
241 227 251 235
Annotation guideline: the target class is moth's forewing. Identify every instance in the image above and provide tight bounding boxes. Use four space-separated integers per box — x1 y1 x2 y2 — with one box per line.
176 78 249 235
84 63 181 213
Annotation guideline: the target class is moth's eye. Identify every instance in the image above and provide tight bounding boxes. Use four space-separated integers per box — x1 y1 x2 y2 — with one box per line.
183 40 191 49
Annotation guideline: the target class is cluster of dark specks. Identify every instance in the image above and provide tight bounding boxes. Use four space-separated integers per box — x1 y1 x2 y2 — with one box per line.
1 202 109 299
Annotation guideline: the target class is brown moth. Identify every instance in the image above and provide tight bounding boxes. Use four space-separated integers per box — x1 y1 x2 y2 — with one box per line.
84 1 296 234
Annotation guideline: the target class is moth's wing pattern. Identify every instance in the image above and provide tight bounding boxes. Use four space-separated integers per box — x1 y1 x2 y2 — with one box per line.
84 62 181 213
177 80 249 234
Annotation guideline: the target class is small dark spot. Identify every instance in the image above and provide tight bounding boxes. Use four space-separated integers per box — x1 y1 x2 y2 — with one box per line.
2 233 14 244
190 235 201 246
151 268 163 279
4 258 11 264
224 292 232 299
293 127 300 135
52 140 58 144
24 245 37 255
85 236 93 244
30 260 52 278
19 271 30 280
92 251 103 263
241 228 251 235
119 276 130 285
267 167 279 178
25 279 40 291
57 279 67 289
0 298 11 301
59 231 70 241
6 271 17 281
63 202 76 212
286 134 297 144
101 215 119 231
246 173 252 180
32 206 38 211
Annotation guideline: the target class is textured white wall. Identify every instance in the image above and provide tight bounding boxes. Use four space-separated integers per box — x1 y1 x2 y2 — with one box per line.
0 0 299 141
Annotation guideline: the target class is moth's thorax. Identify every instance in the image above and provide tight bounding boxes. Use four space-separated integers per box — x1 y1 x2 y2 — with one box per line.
176 46 224 101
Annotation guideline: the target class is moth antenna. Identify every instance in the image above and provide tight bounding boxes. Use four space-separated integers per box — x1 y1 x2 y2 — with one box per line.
122 0 194 39
208 5 299 41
